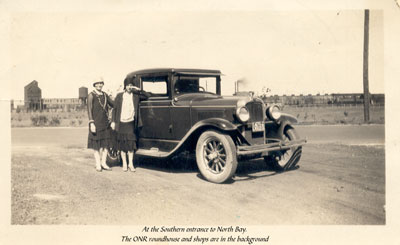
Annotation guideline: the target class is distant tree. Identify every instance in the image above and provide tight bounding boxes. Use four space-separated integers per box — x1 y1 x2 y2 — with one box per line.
260 86 271 97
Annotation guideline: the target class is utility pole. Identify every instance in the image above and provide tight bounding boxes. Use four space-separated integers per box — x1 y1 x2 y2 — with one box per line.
363 9 370 123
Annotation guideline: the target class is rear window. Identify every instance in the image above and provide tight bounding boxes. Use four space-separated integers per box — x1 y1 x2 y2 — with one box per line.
141 76 168 96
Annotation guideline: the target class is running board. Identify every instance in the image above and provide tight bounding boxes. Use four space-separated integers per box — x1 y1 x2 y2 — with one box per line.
135 148 170 158
136 139 307 158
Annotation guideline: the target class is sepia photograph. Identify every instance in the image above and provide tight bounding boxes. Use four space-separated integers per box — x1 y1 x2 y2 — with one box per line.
1 0 399 244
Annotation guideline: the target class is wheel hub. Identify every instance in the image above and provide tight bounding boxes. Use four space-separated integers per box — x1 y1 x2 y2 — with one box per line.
202 138 229 174
209 151 218 160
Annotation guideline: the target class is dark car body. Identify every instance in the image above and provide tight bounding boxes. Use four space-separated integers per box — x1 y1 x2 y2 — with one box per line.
122 68 306 183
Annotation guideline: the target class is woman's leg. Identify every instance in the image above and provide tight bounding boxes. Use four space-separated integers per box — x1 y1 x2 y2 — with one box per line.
93 150 101 172
121 151 128 171
100 147 111 170
128 151 135 172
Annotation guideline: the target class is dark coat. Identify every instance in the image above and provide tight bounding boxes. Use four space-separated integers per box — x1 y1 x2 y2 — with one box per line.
112 90 150 133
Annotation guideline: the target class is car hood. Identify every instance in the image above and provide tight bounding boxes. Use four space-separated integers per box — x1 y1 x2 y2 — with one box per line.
174 93 253 107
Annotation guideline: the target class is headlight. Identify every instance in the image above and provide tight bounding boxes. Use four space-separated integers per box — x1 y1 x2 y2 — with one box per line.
266 105 281 121
236 106 250 123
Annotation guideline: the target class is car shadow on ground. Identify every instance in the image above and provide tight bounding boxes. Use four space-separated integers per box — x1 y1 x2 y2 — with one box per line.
134 153 199 173
129 152 300 183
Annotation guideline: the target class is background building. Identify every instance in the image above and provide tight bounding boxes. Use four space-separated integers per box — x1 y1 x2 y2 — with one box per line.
79 86 88 105
24 80 42 110
260 93 384 106
20 81 88 111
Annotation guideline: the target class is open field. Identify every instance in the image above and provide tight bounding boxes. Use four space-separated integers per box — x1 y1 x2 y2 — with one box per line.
10 105 384 127
11 125 385 225
11 110 88 127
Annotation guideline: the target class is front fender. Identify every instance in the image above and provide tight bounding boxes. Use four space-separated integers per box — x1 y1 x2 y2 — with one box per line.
193 118 238 131
277 113 298 139
279 113 298 124
158 118 238 157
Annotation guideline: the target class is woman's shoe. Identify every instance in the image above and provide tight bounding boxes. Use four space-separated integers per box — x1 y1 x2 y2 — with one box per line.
101 163 112 171
95 162 102 172
128 166 136 172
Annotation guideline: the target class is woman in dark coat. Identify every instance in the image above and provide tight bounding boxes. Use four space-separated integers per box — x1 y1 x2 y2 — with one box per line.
87 78 114 172
111 77 150 172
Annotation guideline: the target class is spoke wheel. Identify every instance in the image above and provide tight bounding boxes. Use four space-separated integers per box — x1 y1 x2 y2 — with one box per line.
203 139 227 174
196 130 237 183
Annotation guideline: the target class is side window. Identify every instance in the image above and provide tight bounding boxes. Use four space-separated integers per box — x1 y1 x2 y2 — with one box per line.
141 76 168 97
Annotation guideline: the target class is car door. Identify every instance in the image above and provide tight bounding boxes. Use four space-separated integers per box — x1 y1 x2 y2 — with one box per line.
138 74 175 151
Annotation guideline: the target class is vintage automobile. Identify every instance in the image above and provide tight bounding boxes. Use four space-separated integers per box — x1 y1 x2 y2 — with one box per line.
109 68 306 183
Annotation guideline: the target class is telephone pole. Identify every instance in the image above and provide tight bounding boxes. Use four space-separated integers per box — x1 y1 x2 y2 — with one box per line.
363 9 370 123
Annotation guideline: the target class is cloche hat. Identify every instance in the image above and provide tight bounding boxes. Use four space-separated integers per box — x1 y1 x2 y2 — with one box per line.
124 77 140 89
93 77 104 87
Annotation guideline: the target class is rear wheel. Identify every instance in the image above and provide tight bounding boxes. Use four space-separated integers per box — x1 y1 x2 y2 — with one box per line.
106 147 121 166
196 130 237 183
264 128 302 171
106 129 120 166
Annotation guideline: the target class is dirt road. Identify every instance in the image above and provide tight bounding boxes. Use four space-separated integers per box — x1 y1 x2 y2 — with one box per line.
11 125 385 225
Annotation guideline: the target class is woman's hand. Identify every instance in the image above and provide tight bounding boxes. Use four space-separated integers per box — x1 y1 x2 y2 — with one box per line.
90 123 96 133
110 122 115 130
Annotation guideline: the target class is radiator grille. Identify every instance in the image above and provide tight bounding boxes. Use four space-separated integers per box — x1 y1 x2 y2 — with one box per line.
246 102 264 122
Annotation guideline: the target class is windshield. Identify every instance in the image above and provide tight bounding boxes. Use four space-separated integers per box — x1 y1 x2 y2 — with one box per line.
174 76 218 95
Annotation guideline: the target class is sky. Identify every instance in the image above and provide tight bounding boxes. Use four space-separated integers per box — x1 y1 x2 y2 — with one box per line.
0 3 385 101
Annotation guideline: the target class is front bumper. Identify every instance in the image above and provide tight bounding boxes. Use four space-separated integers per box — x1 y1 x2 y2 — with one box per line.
236 139 307 156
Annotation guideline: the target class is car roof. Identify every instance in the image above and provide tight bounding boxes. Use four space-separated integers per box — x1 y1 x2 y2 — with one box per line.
126 68 222 78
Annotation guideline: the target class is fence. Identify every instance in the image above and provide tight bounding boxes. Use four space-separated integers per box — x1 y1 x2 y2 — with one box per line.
283 103 384 109
11 95 385 113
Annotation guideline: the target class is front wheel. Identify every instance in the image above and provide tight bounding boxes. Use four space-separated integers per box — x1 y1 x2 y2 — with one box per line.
196 130 238 183
264 128 302 172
